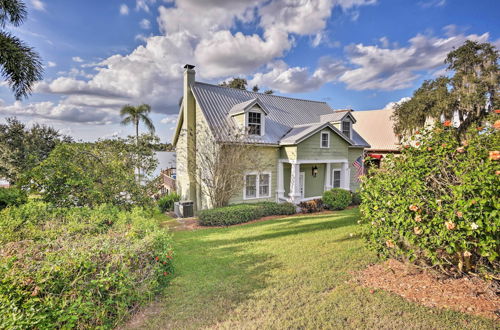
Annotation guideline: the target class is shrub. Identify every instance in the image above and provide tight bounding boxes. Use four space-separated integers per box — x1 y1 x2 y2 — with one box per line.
0 202 174 328
0 187 27 210
322 188 352 210
22 141 156 209
298 199 324 213
198 202 296 226
360 122 499 276
350 191 362 206
158 193 180 213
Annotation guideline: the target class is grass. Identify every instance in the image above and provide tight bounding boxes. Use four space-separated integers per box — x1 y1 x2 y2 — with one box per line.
125 208 496 329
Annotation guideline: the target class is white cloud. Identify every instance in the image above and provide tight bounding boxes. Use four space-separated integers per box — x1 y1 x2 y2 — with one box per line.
160 115 177 124
338 31 490 90
31 0 45 11
5 0 380 126
47 61 57 67
140 19 151 30
0 101 115 124
249 57 346 93
119 4 129 15
384 97 411 109
418 0 446 8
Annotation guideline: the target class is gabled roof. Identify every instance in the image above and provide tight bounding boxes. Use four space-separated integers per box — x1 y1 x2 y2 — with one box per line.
184 81 368 147
228 98 270 116
352 108 400 151
280 122 355 146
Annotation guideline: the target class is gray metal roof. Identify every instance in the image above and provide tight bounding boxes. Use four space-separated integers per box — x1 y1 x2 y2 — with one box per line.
191 82 369 147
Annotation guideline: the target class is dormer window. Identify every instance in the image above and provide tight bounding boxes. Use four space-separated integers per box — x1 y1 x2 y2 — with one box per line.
342 120 351 139
321 131 330 148
248 111 262 135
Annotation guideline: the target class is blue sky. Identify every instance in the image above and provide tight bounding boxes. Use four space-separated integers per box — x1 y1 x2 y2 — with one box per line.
0 0 499 142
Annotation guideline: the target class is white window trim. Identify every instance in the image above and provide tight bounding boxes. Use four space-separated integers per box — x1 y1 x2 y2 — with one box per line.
243 171 272 200
320 131 330 148
245 109 265 136
342 120 352 139
332 169 341 188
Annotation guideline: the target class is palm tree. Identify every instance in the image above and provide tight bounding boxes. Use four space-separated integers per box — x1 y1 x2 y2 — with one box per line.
120 104 155 144
120 104 155 181
0 0 43 99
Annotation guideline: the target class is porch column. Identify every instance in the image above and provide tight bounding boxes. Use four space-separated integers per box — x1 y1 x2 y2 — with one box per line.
289 162 301 203
277 161 285 200
342 162 350 190
324 162 332 191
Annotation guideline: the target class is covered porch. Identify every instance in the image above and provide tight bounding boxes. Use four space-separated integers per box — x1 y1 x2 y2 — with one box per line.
276 159 351 204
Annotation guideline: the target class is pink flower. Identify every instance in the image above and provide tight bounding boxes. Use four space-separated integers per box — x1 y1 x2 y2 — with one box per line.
413 227 422 235
456 147 465 153
415 215 422 222
409 205 419 212
386 240 395 248
445 221 456 230
443 120 452 127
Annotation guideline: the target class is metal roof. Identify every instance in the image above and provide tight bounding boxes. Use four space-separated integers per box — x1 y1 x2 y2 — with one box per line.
191 82 368 147
352 109 400 151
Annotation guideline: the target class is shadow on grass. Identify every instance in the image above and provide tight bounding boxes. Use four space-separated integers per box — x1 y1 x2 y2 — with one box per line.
127 210 358 329
206 212 357 246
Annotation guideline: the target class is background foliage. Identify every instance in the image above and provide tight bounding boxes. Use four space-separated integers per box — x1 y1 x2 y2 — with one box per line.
0 186 26 210
360 118 499 276
0 202 173 329
22 139 157 208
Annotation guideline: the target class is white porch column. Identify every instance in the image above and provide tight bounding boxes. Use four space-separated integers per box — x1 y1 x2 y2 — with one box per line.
289 162 301 203
342 162 350 191
277 161 285 200
324 162 332 191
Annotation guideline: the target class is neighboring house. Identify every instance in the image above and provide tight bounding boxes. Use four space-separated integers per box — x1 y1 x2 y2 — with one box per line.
153 151 176 196
352 108 401 166
173 65 370 211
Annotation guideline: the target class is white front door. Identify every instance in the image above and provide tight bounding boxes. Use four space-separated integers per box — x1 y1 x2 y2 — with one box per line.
299 172 305 199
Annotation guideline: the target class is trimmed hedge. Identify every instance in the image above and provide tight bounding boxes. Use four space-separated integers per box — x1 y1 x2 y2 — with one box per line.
198 202 296 226
0 202 174 329
0 187 27 210
323 188 352 210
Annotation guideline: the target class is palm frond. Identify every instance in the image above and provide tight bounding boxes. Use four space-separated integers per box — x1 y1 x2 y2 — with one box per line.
120 116 133 126
137 103 151 114
0 0 27 27
0 31 43 100
140 113 155 133
119 105 137 117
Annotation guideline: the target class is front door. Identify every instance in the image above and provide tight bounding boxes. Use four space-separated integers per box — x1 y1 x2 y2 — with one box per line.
299 172 305 199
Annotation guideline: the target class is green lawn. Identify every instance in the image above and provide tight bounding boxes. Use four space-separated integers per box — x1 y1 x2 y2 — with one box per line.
125 208 496 329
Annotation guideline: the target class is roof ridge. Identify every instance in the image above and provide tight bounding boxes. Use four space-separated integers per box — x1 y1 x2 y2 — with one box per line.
193 81 329 105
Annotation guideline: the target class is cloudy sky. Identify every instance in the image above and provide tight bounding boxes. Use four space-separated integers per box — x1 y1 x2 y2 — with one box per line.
0 0 499 142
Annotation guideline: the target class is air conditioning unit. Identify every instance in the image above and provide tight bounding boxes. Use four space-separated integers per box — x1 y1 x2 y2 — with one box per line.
174 201 194 218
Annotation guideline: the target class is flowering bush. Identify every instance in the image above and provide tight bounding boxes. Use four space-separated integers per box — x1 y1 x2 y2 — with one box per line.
360 119 499 276
298 199 324 213
0 202 174 328
323 188 352 210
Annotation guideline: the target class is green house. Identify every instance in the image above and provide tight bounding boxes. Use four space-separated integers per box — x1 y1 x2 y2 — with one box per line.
173 64 370 211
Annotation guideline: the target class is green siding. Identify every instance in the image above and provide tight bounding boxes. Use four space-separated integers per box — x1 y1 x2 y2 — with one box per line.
296 130 349 161
301 164 326 198
280 146 297 161
229 146 279 205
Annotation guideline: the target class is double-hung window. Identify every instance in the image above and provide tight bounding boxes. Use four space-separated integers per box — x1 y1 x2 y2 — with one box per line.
342 121 351 139
244 172 271 199
332 170 341 188
245 174 257 198
248 112 262 135
320 132 330 148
